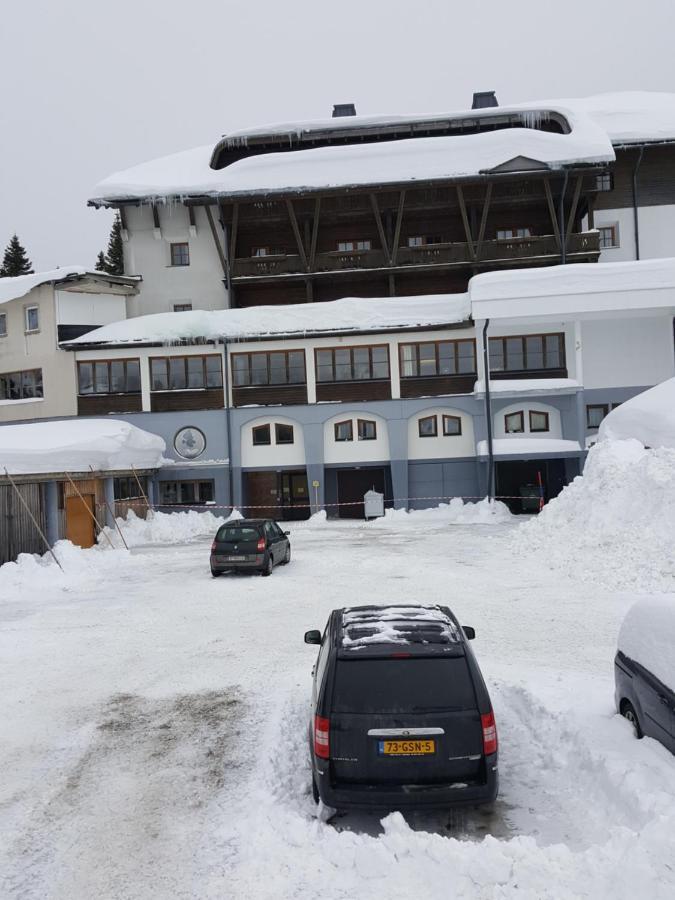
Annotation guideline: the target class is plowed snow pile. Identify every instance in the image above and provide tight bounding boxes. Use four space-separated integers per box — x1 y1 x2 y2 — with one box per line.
514 439 675 591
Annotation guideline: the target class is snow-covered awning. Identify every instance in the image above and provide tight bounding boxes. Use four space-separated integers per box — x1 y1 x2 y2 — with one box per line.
477 438 584 457
599 378 675 449
65 293 471 347
0 267 140 307
0 419 166 476
474 378 581 396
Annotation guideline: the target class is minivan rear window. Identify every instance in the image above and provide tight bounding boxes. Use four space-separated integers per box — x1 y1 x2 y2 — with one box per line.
332 657 476 713
216 526 260 541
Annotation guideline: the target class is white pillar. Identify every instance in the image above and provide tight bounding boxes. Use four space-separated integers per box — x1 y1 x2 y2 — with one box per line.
573 319 584 385
389 337 401 399
140 352 151 411
305 347 317 404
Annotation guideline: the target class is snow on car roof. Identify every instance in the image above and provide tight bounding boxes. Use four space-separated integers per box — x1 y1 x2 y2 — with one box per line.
340 605 460 649
619 595 675 690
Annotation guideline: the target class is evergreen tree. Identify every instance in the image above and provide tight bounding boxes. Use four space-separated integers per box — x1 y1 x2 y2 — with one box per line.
0 234 34 277
105 214 125 275
95 251 108 272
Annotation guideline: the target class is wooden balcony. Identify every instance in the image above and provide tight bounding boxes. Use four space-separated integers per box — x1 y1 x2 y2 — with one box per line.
231 232 600 282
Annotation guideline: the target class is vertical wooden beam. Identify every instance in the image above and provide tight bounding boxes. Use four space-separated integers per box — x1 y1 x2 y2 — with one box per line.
370 193 390 261
309 197 321 270
587 192 595 230
565 175 584 241
305 279 314 303
391 190 406 266
151 204 160 229
229 202 240 267
204 205 228 274
456 185 476 260
286 199 308 271
474 183 493 261
543 179 562 248
188 206 196 227
388 274 395 296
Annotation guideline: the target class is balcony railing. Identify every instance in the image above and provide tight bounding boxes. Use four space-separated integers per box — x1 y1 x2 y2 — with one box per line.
231 232 600 280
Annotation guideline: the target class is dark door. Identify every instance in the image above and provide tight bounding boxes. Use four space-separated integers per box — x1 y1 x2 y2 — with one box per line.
337 468 386 519
65 494 96 548
280 471 310 521
243 472 278 518
495 458 568 514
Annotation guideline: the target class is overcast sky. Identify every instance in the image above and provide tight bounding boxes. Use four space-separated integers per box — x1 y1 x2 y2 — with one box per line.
1 0 674 272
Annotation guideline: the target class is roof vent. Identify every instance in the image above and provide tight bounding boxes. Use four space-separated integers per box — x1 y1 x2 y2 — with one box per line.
472 91 498 110
332 103 357 118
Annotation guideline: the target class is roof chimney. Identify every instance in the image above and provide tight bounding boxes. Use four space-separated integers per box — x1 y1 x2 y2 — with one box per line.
332 103 357 118
472 91 498 110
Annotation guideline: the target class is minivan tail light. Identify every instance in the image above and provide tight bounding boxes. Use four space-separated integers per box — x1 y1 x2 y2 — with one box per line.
256 537 266 552
481 711 498 755
211 540 217 551
314 715 330 759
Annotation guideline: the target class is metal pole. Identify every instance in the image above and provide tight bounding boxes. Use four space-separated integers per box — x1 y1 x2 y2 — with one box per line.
3 469 64 571
130 466 152 518
64 472 116 550
90 467 129 550
222 339 235 516
482 319 495 502
559 171 569 264
632 145 645 260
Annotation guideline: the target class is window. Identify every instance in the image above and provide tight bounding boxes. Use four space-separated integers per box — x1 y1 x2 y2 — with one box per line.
489 334 564 373
418 415 438 437
496 227 532 240
357 419 377 440
337 239 372 252
275 423 294 444
598 224 619 249
77 360 141 395
150 355 222 391
252 246 284 257
24 306 39 332
400 340 476 378
113 476 147 500
0 368 43 400
173 303 192 312
0 313 6 337
505 411 525 433
443 415 462 436
159 480 214 506
231 350 306 387
529 410 550 433
316 346 389 382
252 424 271 445
595 172 613 192
586 404 609 429
334 420 353 441
170 242 190 266
407 235 442 247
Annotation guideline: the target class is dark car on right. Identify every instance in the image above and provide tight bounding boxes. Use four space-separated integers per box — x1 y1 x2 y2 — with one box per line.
304 604 498 811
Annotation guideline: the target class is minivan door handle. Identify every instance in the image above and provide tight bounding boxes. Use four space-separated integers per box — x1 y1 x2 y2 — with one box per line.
658 694 671 707
367 727 445 737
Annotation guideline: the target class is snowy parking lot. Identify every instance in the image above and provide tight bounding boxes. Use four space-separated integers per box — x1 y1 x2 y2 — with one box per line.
1 512 675 899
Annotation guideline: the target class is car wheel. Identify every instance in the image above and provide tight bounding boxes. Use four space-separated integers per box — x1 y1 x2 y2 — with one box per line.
621 701 643 738
281 544 291 565
262 555 273 577
210 567 221 578
311 775 320 804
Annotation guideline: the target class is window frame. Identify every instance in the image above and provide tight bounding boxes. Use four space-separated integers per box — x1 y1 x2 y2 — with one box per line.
170 242 190 266
595 172 614 192
586 403 610 429
252 424 272 446
158 479 215 506
173 303 192 312
528 410 550 433
334 420 354 442
598 224 619 249
442 414 462 436
274 423 294 445
77 359 142 395
0 367 43 401
315 345 390 383
231 349 306 388
357 418 377 441
418 415 438 438
496 227 532 240
149 354 223 392
336 239 372 252
504 411 525 434
0 312 7 337
399 339 477 379
24 305 39 333
488 333 565 374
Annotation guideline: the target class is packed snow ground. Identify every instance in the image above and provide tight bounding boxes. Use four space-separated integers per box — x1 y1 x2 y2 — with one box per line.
1 507 674 899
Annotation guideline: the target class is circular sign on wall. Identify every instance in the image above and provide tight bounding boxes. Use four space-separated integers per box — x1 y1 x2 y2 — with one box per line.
174 426 207 460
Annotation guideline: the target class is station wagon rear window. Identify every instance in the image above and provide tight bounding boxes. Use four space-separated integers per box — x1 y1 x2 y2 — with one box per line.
332 657 476 713
216 526 260 541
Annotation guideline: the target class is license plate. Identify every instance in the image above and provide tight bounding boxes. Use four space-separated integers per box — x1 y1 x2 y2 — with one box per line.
225 555 246 562
378 739 435 756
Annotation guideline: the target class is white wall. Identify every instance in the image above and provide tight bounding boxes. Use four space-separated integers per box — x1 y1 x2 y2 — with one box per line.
323 411 390 464
55 290 127 326
593 208 637 262
638 205 675 260
493 401 562 439
123 204 229 317
407 406 475 459
240 415 306 468
581 317 675 389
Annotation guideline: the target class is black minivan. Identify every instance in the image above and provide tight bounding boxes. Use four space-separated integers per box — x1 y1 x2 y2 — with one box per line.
304 604 498 810
210 518 290 577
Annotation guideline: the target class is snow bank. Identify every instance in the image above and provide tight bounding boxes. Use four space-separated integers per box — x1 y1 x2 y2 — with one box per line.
515 440 675 590
67 293 470 346
0 266 86 306
600 378 675 450
0 539 132 593
619 595 675 689
373 498 513 526
109 508 235 547
0 418 165 475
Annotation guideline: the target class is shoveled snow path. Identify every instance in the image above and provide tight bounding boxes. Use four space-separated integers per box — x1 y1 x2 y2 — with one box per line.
1 518 674 898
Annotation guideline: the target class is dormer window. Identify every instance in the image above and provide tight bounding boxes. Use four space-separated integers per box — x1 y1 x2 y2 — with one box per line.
337 240 371 252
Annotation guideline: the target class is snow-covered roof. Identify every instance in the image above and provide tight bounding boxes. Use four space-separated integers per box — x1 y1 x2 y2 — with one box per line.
0 419 165 476
66 293 471 346
0 267 139 307
91 102 613 205
599 378 675 449
469 257 675 320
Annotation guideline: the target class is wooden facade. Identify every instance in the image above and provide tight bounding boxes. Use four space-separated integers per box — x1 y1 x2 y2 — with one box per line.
150 388 224 412
399 374 477 398
0 483 45 564
231 384 308 407
77 393 143 415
